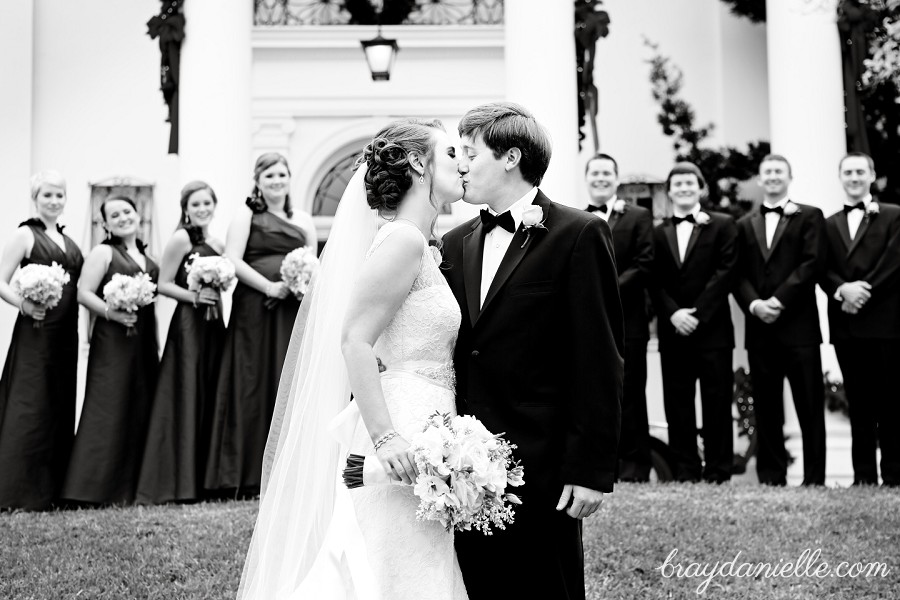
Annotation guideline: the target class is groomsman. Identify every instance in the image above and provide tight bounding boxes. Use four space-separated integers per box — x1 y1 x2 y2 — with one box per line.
820 152 900 486
585 153 654 481
735 154 827 486
651 162 738 482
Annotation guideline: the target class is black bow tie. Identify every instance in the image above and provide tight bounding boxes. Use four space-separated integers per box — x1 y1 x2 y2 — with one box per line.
672 214 695 225
587 204 609 214
760 205 784 216
480 209 516 234
843 202 865 214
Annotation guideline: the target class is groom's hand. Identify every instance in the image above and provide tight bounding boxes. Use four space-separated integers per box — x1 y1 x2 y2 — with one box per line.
556 484 604 519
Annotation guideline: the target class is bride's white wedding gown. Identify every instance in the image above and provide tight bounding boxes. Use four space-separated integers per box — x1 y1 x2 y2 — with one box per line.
298 221 468 600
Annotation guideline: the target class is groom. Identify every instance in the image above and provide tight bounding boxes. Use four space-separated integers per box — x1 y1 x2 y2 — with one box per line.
442 102 624 599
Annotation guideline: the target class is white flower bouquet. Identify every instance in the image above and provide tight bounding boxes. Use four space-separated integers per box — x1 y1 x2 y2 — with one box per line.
185 254 236 320
343 412 524 535
279 247 319 300
102 272 157 336
12 262 70 328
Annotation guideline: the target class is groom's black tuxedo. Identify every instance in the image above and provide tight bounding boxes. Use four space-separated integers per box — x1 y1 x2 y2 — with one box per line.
442 190 623 600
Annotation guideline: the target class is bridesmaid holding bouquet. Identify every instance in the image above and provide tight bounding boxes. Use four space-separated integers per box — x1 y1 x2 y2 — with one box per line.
205 153 317 497
62 196 159 505
136 181 229 504
0 171 83 511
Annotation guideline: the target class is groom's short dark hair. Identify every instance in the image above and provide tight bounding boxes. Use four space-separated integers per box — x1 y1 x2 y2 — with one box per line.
458 102 552 187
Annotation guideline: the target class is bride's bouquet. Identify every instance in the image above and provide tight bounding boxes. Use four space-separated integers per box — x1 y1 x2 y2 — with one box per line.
279 247 319 300
184 254 236 321
102 272 157 336
343 412 524 535
12 262 70 328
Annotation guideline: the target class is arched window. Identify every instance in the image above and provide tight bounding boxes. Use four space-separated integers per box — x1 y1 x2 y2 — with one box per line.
312 152 359 217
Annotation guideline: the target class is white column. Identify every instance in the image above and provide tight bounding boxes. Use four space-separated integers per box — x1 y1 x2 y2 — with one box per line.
504 0 580 206
0 0 34 369
0 0 34 217
766 0 846 215
180 0 254 241
766 0 846 447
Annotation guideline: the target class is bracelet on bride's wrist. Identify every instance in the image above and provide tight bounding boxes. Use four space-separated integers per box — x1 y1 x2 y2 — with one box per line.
18 298 26 316
373 430 398 451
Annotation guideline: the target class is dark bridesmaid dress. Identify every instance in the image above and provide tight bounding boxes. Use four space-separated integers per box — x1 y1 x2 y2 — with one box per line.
61 241 159 505
0 220 83 511
205 209 306 496
136 231 225 504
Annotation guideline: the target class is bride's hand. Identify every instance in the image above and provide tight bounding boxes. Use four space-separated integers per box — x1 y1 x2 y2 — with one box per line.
376 435 419 485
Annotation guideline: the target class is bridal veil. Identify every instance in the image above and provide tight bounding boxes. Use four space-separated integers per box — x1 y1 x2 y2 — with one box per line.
237 163 377 599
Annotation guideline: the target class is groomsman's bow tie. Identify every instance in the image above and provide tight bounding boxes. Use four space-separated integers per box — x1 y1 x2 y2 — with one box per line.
843 202 865 214
480 209 516 233
672 214 695 225
587 204 608 214
760 205 784 216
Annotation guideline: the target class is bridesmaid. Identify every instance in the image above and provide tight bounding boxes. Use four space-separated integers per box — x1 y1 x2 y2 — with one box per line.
205 153 317 497
62 196 159 505
136 181 226 504
0 171 83 511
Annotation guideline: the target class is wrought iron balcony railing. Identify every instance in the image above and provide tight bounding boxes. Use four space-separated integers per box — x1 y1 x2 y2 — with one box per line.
255 0 504 26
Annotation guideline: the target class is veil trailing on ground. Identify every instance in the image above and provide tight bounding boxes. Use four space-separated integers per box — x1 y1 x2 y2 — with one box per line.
237 163 378 599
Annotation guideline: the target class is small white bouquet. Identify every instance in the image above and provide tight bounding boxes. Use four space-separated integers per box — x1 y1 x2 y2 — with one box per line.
102 272 157 336
279 247 319 300
184 254 236 321
343 412 524 535
12 262 70 328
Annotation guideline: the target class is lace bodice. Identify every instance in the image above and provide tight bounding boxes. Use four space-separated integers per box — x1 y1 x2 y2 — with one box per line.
367 222 461 391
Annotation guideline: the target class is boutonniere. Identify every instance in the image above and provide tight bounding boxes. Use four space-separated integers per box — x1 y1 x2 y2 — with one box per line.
520 205 547 247
612 199 627 214
783 202 800 217
694 211 711 226
865 202 880 218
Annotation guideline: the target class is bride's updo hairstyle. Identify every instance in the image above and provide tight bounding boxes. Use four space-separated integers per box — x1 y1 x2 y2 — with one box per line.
359 118 445 215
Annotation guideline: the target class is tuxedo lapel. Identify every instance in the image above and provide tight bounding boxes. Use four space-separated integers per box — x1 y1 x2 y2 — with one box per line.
479 195 549 318
682 222 703 265
834 213 852 251
608 210 622 231
848 214 873 257
462 221 484 326
750 212 770 261
663 221 682 269
767 215 790 260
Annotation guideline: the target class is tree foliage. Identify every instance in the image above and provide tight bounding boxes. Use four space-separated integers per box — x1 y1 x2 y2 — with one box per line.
645 40 769 215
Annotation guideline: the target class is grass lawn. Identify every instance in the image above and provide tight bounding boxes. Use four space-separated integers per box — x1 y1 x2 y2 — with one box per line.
2 483 898 599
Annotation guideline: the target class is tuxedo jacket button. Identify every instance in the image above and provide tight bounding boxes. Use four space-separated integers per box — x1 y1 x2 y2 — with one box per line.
471 350 480 357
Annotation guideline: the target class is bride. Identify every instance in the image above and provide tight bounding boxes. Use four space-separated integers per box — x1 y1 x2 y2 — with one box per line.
237 119 468 599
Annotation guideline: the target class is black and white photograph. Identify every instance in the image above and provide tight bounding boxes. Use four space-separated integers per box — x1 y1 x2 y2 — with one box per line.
1 1 899 598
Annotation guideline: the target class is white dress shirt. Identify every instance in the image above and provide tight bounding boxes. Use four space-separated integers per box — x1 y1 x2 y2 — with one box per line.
846 194 872 240
673 204 701 263
481 188 538 306
762 197 789 249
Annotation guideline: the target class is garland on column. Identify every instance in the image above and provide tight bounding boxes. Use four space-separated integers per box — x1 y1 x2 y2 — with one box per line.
147 0 185 154
575 0 610 153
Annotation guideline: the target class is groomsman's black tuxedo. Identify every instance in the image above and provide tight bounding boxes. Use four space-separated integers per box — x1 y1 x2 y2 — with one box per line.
443 190 624 600
651 211 738 482
587 202 654 481
821 202 900 485
735 201 827 485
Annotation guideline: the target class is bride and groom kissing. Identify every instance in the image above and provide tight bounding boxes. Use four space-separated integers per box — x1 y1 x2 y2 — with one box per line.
237 102 624 600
